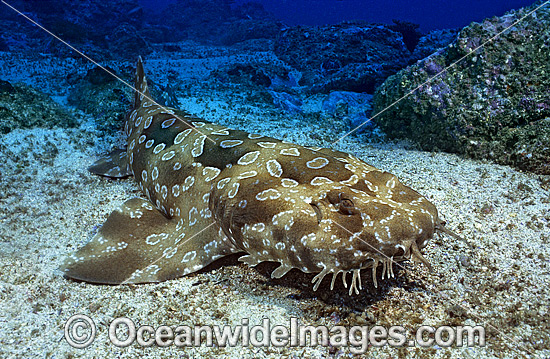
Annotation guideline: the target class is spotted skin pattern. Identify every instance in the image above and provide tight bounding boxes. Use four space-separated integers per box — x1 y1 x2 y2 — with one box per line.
62 58 441 294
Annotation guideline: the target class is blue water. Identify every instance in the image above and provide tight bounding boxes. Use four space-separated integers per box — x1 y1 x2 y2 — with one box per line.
139 0 536 30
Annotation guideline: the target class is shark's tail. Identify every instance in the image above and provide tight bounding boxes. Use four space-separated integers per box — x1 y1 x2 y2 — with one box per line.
134 56 151 108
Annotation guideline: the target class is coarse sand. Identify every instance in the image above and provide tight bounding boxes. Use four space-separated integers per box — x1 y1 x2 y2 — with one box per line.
0 45 549 358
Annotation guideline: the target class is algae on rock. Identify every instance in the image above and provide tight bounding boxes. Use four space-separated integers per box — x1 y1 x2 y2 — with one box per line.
372 2 550 174
0 80 77 134
67 66 132 134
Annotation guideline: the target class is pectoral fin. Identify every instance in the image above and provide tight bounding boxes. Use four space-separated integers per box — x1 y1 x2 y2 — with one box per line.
61 198 238 284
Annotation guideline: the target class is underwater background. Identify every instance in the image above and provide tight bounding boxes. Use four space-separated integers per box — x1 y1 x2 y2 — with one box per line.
141 0 536 30
0 0 549 358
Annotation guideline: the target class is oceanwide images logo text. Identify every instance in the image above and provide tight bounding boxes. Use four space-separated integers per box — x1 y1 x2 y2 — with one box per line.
65 315 486 353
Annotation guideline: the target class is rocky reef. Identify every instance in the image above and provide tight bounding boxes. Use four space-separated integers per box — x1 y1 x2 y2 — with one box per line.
157 0 281 45
321 91 373 130
408 28 459 64
274 22 411 94
67 64 179 133
1 0 283 58
373 2 550 174
67 66 132 133
0 0 152 59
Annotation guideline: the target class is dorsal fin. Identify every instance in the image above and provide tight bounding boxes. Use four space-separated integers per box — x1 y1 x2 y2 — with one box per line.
134 56 151 108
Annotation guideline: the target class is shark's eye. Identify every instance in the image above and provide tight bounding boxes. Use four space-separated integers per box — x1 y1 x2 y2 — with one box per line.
341 198 354 208
327 191 356 215
339 197 355 215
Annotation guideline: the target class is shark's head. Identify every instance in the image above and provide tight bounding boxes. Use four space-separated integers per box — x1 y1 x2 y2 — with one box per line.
304 167 437 288
209 145 438 295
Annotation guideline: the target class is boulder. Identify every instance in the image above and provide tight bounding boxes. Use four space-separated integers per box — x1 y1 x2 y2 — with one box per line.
269 91 303 114
322 91 373 129
274 22 411 93
373 2 550 174
0 80 77 134
409 28 459 64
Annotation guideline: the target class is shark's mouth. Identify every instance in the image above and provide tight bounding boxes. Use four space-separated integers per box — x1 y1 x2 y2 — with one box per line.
310 237 432 296
308 220 466 295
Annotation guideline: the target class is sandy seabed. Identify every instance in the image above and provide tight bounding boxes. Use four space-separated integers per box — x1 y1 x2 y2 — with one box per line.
0 44 549 358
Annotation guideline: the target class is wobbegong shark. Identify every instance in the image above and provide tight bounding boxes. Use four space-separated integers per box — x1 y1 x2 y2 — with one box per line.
62 57 457 295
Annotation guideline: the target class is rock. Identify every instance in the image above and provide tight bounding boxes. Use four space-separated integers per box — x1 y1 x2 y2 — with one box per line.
388 19 423 53
409 28 459 64
221 1 280 45
68 66 133 133
83 66 118 86
270 69 301 91
222 63 272 87
7 0 149 59
233 1 272 21
212 63 296 91
220 19 282 46
106 24 153 59
274 22 410 93
0 38 8 52
0 80 15 93
321 91 373 128
0 0 23 20
372 3 550 174
268 91 303 114
311 62 400 94
0 80 77 134
0 12 43 54
157 0 234 43
68 65 177 133
48 0 144 39
156 0 279 45
348 111 376 131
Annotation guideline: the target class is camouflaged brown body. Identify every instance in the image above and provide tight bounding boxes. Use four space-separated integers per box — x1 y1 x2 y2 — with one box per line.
62 58 439 294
